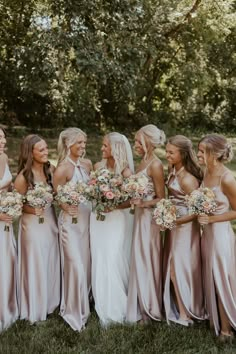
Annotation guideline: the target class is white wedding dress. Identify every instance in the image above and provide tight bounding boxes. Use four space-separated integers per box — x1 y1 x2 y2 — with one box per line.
90 208 133 326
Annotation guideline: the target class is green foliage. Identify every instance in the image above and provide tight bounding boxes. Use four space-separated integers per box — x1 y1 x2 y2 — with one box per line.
0 1 235 132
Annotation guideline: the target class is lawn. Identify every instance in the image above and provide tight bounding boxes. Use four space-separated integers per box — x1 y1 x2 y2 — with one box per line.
1 133 236 354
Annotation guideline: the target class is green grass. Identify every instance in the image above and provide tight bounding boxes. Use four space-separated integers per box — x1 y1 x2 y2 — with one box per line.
2 134 236 353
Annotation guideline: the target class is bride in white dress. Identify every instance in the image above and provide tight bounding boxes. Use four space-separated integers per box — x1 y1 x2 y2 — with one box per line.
90 132 134 326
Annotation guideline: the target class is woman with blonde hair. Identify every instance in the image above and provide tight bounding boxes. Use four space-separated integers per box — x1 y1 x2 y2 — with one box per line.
53 127 92 331
127 124 165 323
14 134 60 323
0 127 18 331
163 135 204 326
197 134 236 340
90 132 134 326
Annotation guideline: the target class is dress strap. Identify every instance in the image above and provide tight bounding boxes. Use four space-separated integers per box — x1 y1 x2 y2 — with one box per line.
219 170 228 187
66 157 90 181
144 157 157 171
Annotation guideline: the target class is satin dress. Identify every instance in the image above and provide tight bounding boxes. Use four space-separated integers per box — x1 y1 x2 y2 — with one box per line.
163 169 204 325
18 184 60 323
90 168 133 326
58 158 91 331
127 162 163 322
201 173 236 335
0 164 18 331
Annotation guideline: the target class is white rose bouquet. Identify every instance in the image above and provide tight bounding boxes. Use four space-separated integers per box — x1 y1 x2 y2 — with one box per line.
0 190 23 231
152 199 177 230
55 181 87 224
25 182 54 224
122 173 150 214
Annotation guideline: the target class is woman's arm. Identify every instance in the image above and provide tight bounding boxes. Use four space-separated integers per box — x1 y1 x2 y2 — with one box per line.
199 172 236 224
133 160 165 208
176 174 199 225
14 173 37 215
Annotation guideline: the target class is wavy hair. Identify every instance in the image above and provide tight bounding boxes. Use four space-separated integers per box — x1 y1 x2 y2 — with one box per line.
18 134 52 187
168 135 203 181
57 127 87 165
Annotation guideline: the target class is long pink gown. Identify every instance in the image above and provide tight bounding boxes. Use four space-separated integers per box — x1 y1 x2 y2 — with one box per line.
201 173 236 335
163 169 205 325
127 163 163 322
18 185 60 323
0 164 18 331
58 159 91 331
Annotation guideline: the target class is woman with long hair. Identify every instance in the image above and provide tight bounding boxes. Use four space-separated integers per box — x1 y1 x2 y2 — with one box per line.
163 135 205 325
127 124 165 323
53 127 92 331
197 134 236 340
14 134 60 323
90 132 134 326
0 127 18 331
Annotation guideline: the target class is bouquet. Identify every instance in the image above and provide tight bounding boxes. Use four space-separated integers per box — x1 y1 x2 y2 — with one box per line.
0 190 23 231
84 168 127 221
55 181 87 224
185 187 217 215
25 182 54 224
152 199 177 230
122 173 150 214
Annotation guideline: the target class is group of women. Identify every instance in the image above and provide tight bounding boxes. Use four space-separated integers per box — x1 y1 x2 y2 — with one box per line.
0 124 236 342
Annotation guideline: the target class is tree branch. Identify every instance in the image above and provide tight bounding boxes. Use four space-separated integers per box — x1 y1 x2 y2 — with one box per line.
165 0 202 38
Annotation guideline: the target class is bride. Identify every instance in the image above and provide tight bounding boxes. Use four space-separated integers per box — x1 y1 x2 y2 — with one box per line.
90 132 134 326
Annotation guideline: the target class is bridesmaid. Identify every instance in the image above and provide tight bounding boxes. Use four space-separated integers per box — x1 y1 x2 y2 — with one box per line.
163 135 205 325
197 134 236 339
14 134 60 323
53 127 92 331
127 124 165 323
0 127 18 331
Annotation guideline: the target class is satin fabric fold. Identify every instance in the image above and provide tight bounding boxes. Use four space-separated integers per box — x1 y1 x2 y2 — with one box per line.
163 171 205 325
201 184 236 335
127 208 163 322
0 222 18 331
59 206 91 331
18 206 60 323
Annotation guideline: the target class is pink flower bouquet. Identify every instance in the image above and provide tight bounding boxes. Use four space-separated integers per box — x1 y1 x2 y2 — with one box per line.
85 168 127 221
185 187 217 215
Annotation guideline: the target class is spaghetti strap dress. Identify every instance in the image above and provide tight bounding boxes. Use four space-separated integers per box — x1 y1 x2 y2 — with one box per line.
18 183 60 323
201 172 236 335
127 159 163 322
58 158 91 331
0 164 18 331
163 168 205 325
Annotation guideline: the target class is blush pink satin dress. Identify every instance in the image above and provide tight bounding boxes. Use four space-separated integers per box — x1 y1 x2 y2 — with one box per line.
201 173 236 335
163 169 205 325
18 184 60 323
58 159 91 331
0 164 18 331
127 162 163 322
